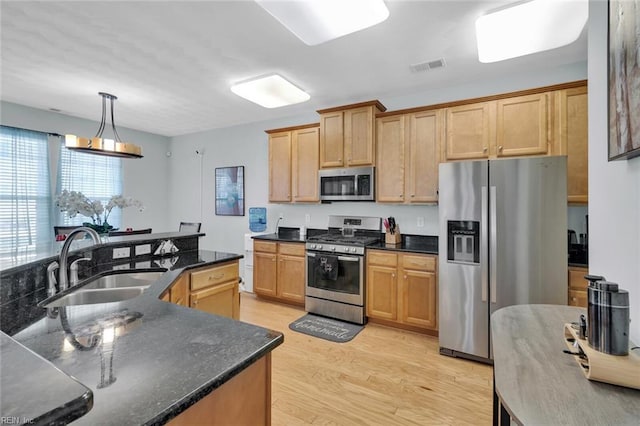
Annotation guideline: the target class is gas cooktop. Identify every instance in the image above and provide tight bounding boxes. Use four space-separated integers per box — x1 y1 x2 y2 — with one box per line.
306 234 379 246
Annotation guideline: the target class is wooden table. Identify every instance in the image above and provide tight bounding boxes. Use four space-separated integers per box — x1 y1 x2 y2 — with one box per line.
491 304 640 425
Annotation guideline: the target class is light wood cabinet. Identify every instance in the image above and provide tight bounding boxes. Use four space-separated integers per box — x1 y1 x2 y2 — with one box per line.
568 265 588 308
366 250 438 334
444 102 493 160
318 100 386 168
253 240 305 306
189 262 240 320
169 273 188 306
444 94 551 161
292 126 320 202
167 354 271 426
159 261 240 320
268 131 291 202
376 110 441 203
556 86 588 204
266 124 319 203
496 93 550 157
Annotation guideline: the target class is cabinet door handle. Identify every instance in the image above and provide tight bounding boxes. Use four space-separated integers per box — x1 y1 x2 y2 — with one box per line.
404 275 407 279
272 258 276 262
483 147 488 153
392 273 395 278
193 300 199 305
498 146 503 152
411 194 415 198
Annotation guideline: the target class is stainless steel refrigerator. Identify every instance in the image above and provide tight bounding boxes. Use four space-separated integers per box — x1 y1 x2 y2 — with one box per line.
438 156 567 362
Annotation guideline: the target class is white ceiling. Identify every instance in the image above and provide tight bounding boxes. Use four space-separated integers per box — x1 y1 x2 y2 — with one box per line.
0 0 588 137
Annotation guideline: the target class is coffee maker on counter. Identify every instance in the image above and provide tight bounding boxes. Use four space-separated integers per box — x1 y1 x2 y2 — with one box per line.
584 275 630 356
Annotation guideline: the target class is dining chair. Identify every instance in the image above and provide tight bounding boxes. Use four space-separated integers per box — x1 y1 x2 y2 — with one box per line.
179 222 201 233
108 228 152 236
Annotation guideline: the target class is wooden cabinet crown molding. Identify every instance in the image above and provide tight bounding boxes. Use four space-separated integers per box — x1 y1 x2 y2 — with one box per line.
317 99 387 114
376 80 587 118
265 122 320 135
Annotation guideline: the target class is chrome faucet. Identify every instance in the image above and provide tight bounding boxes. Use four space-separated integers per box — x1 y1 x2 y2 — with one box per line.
58 227 101 292
70 257 92 286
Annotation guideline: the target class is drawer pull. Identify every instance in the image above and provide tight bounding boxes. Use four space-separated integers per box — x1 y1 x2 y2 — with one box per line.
209 274 224 281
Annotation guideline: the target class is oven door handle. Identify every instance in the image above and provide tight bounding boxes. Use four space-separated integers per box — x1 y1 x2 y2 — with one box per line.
306 252 360 262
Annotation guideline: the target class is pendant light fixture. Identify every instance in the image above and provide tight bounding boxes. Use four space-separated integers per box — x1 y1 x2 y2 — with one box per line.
65 92 143 158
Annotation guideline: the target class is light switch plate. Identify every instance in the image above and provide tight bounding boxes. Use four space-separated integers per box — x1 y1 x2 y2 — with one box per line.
112 247 131 259
417 217 425 227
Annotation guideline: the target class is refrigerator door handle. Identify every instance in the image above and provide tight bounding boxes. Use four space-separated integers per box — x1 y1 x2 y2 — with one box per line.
490 185 497 304
481 186 488 303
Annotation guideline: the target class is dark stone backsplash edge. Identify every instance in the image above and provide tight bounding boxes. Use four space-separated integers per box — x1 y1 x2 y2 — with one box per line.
0 234 200 305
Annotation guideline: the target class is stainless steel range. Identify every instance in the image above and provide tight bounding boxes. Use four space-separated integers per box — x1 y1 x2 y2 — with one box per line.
305 215 381 324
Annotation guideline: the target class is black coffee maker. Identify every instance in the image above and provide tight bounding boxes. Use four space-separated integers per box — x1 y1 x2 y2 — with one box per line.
584 275 630 356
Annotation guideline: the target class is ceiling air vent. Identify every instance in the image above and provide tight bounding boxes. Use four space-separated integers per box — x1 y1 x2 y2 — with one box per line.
410 58 446 73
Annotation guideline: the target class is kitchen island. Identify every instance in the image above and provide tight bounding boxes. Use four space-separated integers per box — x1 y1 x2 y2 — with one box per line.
491 304 640 425
0 247 283 425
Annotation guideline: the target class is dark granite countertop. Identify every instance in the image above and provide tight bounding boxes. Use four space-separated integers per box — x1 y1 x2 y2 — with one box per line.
0 332 92 425
0 250 283 425
253 229 439 255
368 235 438 255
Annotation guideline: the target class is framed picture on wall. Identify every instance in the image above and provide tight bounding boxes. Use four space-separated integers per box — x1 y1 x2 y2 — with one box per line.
608 0 640 160
215 166 245 216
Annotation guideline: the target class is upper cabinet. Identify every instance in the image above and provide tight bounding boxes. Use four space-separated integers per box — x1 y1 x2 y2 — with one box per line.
555 86 588 204
266 123 319 203
318 100 386 168
267 130 292 202
376 110 441 203
444 102 493 160
496 93 550 157
444 93 551 161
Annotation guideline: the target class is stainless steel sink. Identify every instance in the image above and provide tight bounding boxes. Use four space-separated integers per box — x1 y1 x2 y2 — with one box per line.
81 271 164 290
44 287 147 307
41 270 164 308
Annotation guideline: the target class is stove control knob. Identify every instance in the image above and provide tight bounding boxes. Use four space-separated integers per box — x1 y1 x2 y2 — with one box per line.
350 247 357 253
330 246 336 252
316 245 322 250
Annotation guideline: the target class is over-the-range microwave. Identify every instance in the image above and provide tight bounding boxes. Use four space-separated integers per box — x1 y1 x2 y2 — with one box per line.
319 166 375 202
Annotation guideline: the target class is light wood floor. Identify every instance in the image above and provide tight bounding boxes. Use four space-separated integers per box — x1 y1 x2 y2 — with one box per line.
239 293 494 425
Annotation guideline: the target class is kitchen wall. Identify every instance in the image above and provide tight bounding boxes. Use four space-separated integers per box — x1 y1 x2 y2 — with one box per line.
0 101 172 233
168 62 587 264
588 0 640 343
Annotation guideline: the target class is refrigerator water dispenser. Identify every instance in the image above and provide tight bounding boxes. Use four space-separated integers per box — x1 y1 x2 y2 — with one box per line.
447 221 480 264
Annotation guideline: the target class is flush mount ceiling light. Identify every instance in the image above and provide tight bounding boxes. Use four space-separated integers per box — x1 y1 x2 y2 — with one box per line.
475 0 588 63
255 0 390 46
65 92 143 158
231 74 310 108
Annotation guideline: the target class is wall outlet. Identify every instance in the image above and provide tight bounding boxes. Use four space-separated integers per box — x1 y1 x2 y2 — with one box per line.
279 212 284 219
305 214 310 224
417 217 425 227
112 247 131 259
112 263 130 271
135 244 151 256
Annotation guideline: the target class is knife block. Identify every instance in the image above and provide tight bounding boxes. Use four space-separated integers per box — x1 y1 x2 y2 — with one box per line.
563 323 640 390
385 229 401 245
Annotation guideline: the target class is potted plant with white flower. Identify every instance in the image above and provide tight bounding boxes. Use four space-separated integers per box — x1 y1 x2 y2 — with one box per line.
55 190 144 234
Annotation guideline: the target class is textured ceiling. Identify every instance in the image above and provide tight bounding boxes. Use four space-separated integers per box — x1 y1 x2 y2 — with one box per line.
0 1 588 137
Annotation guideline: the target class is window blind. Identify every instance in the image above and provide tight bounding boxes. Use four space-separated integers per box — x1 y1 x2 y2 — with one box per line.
0 126 52 259
56 143 123 227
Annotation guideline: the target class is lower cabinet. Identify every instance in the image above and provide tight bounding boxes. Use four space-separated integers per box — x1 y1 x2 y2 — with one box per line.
568 265 588 308
366 250 438 334
160 260 240 320
167 354 271 426
253 240 305 306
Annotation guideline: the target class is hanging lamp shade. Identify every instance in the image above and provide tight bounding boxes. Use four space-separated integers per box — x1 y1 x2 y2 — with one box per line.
65 92 143 158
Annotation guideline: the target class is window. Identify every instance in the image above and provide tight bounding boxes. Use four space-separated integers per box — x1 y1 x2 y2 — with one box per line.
56 143 123 227
0 126 52 259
